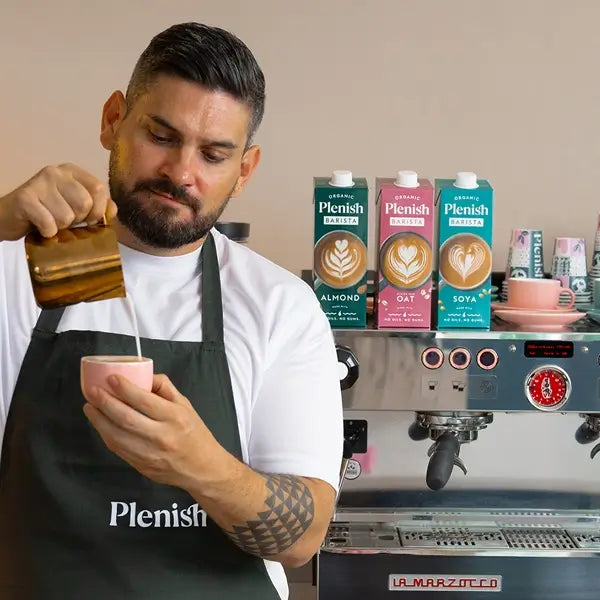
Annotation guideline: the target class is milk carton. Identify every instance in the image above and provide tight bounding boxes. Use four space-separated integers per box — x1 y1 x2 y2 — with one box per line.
376 170 434 328
313 170 368 328
436 172 494 329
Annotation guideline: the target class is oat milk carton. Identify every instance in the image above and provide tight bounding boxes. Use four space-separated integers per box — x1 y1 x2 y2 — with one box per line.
313 170 368 328
376 170 434 328
436 172 493 329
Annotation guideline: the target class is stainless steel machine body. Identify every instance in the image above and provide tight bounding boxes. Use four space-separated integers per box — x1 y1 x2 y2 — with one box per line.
318 320 600 599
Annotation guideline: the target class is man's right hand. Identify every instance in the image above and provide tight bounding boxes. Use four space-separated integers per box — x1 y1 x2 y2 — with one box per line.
0 163 118 242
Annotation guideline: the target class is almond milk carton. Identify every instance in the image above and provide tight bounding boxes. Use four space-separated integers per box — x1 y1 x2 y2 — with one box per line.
376 171 434 328
313 170 368 328
435 172 494 329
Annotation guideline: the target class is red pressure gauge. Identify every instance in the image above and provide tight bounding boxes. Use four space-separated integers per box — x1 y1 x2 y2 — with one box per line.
525 366 571 411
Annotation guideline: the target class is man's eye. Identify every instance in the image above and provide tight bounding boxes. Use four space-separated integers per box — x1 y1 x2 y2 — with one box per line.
203 152 225 164
149 132 172 144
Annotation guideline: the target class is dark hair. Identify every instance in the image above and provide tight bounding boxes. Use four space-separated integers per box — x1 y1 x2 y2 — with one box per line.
126 22 265 143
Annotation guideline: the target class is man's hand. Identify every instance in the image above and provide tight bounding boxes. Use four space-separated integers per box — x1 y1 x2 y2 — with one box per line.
0 163 118 241
83 374 224 488
83 373 335 567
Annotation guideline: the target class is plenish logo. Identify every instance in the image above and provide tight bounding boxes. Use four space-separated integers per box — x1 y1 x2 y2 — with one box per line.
109 501 207 528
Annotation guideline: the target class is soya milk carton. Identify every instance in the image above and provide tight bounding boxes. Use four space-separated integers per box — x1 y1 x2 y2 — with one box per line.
376 170 434 328
436 172 494 329
313 170 368 328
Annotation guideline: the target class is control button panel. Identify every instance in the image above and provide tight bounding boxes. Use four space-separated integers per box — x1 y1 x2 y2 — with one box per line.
525 365 571 411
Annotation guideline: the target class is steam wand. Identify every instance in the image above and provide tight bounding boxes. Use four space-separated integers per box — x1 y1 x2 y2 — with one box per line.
335 439 354 506
335 420 368 506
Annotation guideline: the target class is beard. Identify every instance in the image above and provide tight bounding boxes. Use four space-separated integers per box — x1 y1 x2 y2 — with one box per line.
108 152 232 249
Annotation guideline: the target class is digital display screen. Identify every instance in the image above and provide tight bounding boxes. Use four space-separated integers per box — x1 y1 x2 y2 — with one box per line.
524 340 574 358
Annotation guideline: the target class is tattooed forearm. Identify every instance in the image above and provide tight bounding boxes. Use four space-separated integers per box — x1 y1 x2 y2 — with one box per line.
226 473 315 557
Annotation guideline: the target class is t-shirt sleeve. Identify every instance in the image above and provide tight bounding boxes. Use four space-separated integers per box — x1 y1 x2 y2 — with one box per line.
247 290 343 492
0 240 40 433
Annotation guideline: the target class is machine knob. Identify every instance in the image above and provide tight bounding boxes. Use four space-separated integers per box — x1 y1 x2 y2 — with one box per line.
525 366 571 411
336 345 359 390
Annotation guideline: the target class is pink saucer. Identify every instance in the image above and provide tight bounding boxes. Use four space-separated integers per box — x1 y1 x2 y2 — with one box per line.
494 309 585 330
491 302 576 314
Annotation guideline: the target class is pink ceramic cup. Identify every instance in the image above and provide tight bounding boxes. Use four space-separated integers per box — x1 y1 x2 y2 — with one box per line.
81 356 153 399
507 277 575 310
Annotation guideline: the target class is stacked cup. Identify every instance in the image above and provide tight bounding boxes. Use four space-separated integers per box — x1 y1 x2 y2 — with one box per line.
501 229 544 302
590 214 600 305
552 237 591 308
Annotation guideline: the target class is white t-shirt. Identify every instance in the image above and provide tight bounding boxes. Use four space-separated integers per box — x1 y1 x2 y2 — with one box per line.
0 228 343 600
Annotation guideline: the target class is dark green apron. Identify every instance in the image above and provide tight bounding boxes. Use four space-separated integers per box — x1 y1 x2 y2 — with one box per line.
0 233 280 600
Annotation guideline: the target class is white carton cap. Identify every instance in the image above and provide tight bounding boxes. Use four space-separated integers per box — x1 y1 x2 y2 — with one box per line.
394 170 419 188
453 171 479 189
329 170 355 187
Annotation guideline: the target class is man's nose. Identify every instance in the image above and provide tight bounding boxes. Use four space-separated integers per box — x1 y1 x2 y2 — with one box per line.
158 147 197 187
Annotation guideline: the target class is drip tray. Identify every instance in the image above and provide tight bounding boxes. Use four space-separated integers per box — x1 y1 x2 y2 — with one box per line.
326 521 600 552
570 532 600 549
400 527 508 549
503 528 576 550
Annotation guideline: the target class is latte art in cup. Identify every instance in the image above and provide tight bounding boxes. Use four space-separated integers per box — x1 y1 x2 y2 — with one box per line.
315 232 367 289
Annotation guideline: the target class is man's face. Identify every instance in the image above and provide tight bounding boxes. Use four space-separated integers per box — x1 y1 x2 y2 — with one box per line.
106 75 255 249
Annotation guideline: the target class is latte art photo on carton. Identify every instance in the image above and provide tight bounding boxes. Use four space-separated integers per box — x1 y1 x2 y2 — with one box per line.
315 233 366 289
440 234 491 289
381 233 432 289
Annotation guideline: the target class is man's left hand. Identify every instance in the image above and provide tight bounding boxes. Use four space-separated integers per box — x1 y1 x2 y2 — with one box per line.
83 374 220 488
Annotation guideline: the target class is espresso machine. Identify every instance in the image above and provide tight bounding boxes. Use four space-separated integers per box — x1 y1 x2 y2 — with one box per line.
315 273 600 599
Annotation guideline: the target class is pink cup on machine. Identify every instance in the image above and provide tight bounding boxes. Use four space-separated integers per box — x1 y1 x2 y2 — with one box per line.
507 278 575 310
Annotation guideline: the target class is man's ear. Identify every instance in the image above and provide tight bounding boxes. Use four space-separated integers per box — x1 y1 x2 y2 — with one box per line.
231 145 261 197
100 91 127 149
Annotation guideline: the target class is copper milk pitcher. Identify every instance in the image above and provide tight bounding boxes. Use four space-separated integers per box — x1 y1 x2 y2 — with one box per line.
24 219 126 309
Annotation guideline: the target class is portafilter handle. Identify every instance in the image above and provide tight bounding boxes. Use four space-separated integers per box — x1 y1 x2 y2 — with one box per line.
426 432 467 491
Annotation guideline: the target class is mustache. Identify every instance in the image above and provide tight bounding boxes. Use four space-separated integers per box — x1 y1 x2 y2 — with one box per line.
133 179 201 209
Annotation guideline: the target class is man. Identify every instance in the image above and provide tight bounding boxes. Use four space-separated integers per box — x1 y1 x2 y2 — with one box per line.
0 22 343 600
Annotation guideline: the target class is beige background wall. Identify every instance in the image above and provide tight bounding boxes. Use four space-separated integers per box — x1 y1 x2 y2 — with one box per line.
2 0 600 277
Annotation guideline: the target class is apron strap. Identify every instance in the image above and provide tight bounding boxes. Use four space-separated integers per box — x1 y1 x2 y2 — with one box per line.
33 232 224 343
200 232 225 344
35 307 66 333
